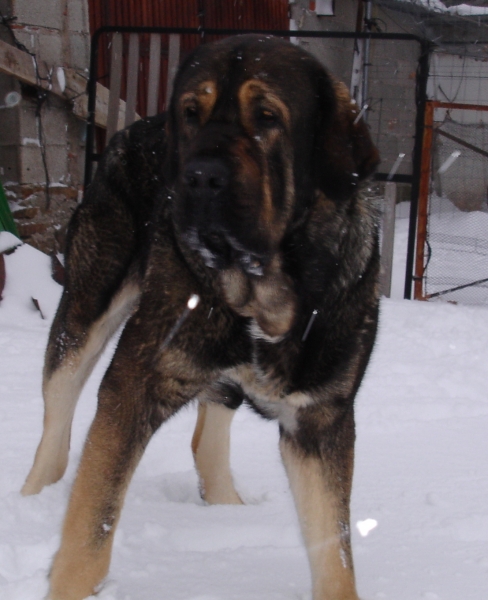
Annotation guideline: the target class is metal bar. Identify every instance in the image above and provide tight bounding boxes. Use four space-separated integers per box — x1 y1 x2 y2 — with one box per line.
425 277 488 300
430 100 488 112
84 28 102 188
166 34 181 107
436 129 488 160
375 173 413 183
380 182 397 298
361 0 372 123
147 33 161 117
125 33 140 127
413 100 434 301
106 32 123 141
404 42 431 300
92 25 426 42
85 25 430 194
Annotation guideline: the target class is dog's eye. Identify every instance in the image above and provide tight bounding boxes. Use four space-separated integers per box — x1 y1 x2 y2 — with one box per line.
184 106 199 123
255 108 279 127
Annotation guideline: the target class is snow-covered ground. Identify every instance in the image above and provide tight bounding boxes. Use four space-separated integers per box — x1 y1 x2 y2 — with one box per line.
0 205 487 600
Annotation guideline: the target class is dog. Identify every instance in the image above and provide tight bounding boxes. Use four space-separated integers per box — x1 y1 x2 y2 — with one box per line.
22 34 380 600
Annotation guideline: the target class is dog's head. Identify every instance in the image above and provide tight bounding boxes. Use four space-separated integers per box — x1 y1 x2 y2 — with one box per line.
166 34 379 277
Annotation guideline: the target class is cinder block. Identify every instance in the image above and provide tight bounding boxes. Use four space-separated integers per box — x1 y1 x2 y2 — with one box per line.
0 76 20 145
41 105 69 144
369 83 406 102
68 0 89 33
0 146 20 182
69 33 90 71
19 145 46 184
19 143 68 185
14 29 38 53
38 31 62 65
0 113 21 145
45 144 69 183
19 104 39 142
12 0 62 30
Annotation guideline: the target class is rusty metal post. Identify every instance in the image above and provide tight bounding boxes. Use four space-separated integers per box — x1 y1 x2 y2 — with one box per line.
414 101 434 300
404 41 431 299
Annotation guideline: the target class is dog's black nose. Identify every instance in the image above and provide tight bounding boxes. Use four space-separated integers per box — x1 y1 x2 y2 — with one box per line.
183 158 230 195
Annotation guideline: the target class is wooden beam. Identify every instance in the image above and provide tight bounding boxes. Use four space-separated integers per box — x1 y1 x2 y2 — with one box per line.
0 38 136 130
0 38 55 92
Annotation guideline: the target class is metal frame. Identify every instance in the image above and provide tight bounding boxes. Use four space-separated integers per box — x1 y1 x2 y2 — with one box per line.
84 26 432 299
414 99 488 301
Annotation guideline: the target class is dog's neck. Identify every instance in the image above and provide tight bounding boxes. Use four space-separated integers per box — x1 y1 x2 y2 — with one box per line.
219 253 297 340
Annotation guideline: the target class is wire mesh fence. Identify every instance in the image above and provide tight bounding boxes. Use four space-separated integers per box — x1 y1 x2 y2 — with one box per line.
421 105 488 305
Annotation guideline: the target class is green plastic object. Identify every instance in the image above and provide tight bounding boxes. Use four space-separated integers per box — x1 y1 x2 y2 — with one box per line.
0 179 19 236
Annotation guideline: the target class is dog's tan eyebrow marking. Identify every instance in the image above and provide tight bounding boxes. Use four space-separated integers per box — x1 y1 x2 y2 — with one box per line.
180 80 218 125
238 79 291 134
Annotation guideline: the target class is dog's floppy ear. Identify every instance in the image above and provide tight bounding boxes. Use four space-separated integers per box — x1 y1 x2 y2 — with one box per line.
315 80 380 201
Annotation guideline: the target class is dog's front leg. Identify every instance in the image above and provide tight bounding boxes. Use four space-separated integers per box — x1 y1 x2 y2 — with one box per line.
47 319 203 600
22 278 139 497
279 407 359 600
46 375 154 600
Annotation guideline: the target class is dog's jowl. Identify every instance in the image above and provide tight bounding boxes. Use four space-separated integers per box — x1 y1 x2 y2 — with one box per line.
23 35 380 600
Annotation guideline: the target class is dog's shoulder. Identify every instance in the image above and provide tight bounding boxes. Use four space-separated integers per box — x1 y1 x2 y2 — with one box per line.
97 114 167 203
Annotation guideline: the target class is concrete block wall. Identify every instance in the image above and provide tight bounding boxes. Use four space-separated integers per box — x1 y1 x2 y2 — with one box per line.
290 0 420 184
290 0 357 85
0 0 90 253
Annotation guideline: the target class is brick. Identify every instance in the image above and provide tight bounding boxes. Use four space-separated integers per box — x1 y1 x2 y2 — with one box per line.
12 206 38 219
17 222 47 237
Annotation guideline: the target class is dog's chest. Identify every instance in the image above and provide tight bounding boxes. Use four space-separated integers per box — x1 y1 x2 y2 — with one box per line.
224 363 313 432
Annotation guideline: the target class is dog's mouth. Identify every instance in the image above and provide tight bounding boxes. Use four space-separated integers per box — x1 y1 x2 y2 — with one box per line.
183 228 265 276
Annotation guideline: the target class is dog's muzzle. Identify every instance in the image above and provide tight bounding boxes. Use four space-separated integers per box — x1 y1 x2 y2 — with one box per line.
181 157 265 276
182 157 230 198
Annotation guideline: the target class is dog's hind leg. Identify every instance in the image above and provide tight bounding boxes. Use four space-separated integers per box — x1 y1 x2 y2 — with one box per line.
191 401 243 505
21 279 140 496
279 406 360 600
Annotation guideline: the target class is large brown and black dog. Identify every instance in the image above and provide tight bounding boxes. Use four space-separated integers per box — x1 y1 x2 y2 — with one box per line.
22 35 380 600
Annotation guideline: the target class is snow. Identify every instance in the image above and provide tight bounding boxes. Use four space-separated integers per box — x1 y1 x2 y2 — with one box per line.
0 232 21 254
400 0 488 17
1 210 488 600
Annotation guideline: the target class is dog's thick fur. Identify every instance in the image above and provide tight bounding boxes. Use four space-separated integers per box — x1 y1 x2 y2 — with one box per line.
22 35 380 600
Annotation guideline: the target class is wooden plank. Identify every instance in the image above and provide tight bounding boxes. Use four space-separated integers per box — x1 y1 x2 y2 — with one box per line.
147 33 161 116
125 33 139 127
0 39 134 131
72 83 129 130
166 34 180 106
380 182 397 298
106 32 124 140
0 38 59 94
